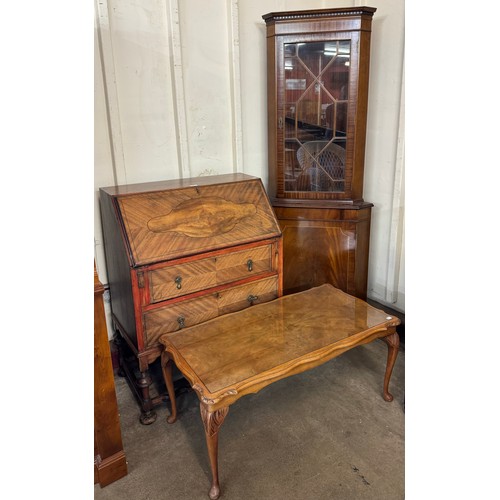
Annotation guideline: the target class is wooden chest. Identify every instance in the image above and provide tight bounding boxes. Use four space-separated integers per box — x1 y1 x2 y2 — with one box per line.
99 174 283 423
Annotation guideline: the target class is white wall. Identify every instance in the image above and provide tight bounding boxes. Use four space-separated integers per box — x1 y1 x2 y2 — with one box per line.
94 0 405 337
361 0 405 311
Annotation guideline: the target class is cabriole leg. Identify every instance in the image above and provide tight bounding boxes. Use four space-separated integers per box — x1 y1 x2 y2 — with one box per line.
382 331 400 402
161 351 178 424
200 403 229 500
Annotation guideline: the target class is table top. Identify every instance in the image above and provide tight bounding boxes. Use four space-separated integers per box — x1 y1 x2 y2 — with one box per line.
160 284 400 410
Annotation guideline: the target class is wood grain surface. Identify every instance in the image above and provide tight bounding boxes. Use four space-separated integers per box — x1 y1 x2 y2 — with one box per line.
160 283 399 410
116 179 280 266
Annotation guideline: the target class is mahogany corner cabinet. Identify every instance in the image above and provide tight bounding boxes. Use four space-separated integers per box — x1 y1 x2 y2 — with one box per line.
99 174 283 423
263 7 376 299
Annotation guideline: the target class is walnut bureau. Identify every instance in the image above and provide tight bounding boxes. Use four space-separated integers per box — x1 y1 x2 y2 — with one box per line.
160 284 401 499
99 174 283 423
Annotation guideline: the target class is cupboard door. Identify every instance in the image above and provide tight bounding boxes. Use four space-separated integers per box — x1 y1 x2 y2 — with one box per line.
273 203 371 299
279 221 355 295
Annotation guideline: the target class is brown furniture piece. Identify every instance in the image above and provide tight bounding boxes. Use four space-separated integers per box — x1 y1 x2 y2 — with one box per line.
99 174 283 423
94 265 127 487
160 283 400 499
263 7 376 298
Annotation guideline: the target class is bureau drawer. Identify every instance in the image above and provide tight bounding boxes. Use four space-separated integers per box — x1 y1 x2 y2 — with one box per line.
217 275 279 315
148 244 273 303
142 275 279 346
149 259 216 303
143 294 219 347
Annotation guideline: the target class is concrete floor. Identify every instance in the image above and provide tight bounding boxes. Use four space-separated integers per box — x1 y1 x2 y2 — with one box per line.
95 339 404 500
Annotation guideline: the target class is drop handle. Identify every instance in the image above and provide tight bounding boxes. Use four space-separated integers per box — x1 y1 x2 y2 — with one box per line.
247 259 253 272
174 276 182 289
247 294 259 304
177 316 185 329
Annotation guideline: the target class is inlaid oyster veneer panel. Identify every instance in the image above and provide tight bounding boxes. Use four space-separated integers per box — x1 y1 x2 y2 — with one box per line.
116 179 281 265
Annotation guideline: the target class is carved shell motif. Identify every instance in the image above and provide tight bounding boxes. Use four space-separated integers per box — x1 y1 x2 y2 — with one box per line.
200 404 229 437
147 196 257 238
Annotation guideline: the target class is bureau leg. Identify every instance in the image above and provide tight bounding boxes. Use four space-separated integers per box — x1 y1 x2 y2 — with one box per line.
381 332 400 402
138 370 157 425
114 331 157 424
161 351 177 424
200 403 229 500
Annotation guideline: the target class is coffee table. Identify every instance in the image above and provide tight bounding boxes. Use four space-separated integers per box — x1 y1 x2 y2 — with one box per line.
160 284 401 499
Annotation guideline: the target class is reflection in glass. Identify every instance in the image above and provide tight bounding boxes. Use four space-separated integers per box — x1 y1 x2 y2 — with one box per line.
283 40 350 193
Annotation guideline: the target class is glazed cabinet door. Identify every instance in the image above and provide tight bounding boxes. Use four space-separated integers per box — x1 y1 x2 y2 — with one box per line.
278 37 354 199
264 8 375 203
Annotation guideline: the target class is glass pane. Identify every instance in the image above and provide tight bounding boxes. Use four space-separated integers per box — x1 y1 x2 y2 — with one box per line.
282 41 350 193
